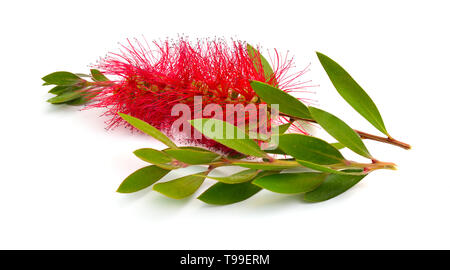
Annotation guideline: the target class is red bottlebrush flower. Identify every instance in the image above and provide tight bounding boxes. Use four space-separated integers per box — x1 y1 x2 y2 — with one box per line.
85 37 313 153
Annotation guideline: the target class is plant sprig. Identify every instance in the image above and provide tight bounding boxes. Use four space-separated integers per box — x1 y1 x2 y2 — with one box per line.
43 69 110 105
116 49 411 206
115 111 399 204
44 48 411 204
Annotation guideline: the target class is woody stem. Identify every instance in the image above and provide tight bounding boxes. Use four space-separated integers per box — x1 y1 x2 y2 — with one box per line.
281 113 411 150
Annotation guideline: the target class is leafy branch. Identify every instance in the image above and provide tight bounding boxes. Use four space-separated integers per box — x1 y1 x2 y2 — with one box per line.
113 51 409 204
42 69 110 105
43 47 410 205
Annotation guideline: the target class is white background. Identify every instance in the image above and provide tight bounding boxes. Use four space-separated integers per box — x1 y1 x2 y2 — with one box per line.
1 0 449 249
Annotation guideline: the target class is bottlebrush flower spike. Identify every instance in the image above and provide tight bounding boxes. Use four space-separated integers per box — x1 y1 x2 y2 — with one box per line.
44 37 313 153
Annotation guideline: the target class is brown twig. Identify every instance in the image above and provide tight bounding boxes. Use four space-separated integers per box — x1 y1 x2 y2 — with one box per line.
355 130 411 150
280 113 411 150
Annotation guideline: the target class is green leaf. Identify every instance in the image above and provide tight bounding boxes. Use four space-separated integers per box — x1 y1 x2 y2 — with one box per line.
245 131 270 142
250 81 312 119
74 73 91 77
278 134 345 165
173 146 211 151
262 123 291 153
48 85 81 95
164 147 219 165
46 90 82 104
90 69 109 82
253 172 326 194
231 160 299 170
189 118 268 158
316 52 389 136
198 171 278 205
246 44 275 84
65 96 90 106
296 160 365 175
304 172 367 202
118 113 178 148
116 165 170 193
309 106 372 159
198 181 261 205
205 169 260 184
153 172 207 199
42 71 84 86
331 142 345 150
65 91 99 106
276 123 291 135
133 148 176 169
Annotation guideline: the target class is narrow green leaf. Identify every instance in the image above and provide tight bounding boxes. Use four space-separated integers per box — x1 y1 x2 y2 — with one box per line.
231 160 300 170
65 91 99 106
304 172 367 202
246 44 276 84
245 131 270 142
189 118 268 158
42 71 84 86
118 113 178 148
153 172 207 199
206 169 259 184
250 81 312 119
253 172 327 194
331 142 345 150
90 69 109 82
46 90 82 104
316 52 389 136
276 123 291 135
116 165 170 193
262 123 291 154
173 146 211 152
48 85 81 95
133 148 176 169
65 96 90 106
198 171 277 205
296 160 365 175
278 134 345 165
164 147 219 165
198 181 261 205
74 73 91 78
309 106 372 159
